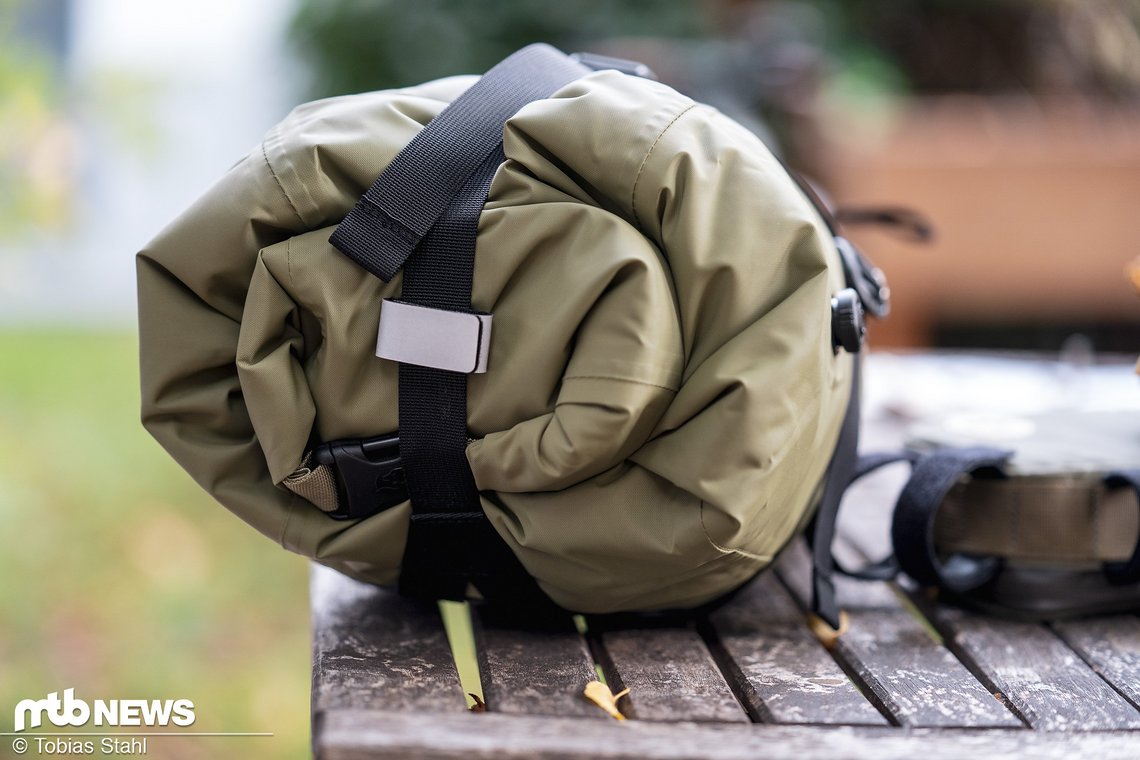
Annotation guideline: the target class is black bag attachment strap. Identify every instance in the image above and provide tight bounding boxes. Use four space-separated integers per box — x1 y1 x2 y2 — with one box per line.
330 44 589 282
791 166 894 630
827 450 919 584
327 45 590 615
816 447 1140 622
806 358 862 630
811 446 1012 622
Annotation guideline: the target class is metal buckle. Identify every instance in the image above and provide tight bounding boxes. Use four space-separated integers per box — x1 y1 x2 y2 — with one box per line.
375 299 492 374
312 433 407 520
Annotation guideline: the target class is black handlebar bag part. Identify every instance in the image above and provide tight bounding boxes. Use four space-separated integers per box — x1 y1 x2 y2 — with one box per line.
839 409 1140 620
137 44 884 621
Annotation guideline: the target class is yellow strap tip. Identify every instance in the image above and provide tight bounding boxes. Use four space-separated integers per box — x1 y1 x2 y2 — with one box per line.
808 610 850 649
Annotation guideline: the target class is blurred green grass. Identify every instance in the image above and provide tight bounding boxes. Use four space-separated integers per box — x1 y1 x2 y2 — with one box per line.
0 330 310 759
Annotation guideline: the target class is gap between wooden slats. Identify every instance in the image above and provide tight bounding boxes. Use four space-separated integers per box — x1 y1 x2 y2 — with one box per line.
702 571 888 726
310 563 466 714
590 624 750 723
471 604 603 718
916 600 1140 731
1052 616 1140 711
776 541 1020 728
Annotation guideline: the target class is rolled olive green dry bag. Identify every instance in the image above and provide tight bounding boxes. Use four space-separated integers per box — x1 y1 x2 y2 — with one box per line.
136 44 870 617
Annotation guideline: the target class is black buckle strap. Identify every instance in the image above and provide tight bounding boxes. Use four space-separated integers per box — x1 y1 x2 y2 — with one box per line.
819 450 1140 623
329 44 590 282
326 45 595 611
833 206 934 244
824 450 919 584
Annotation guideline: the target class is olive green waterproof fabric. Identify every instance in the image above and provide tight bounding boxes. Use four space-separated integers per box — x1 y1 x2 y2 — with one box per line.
137 70 852 613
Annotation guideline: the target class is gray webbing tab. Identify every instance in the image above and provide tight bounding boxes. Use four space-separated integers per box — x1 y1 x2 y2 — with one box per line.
375 299 492 374
570 51 657 80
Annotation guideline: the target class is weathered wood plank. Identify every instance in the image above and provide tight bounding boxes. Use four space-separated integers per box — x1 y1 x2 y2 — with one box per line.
1052 615 1140 710
776 542 1020 728
704 572 887 725
921 601 1140 731
836 487 1140 731
472 605 602 718
317 709 1140 760
310 564 465 713
592 625 749 723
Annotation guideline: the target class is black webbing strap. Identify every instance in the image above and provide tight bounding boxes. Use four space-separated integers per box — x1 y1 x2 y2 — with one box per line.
330 44 589 282
808 359 863 630
395 150 502 525
790 166 894 628
828 451 916 583
395 148 564 615
851 450 918 483
329 46 589 612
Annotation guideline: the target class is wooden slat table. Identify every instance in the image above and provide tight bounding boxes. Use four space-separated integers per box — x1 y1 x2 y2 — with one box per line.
310 353 1140 759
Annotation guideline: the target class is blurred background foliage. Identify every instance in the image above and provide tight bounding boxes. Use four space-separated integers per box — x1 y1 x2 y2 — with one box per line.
0 0 76 240
288 1 1140 354
290 0 709 98
0 331 311 758
290 0 1140 173
291 0 1140 101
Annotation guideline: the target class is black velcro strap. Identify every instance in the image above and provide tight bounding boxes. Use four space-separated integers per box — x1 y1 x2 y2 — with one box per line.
892 447 1013 593
329 43 589 282
1103 470 1140 584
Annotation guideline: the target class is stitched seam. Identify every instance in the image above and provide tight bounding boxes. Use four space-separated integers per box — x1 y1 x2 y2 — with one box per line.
630 103 697 232
262 139 305 227
700 500 772 562
357 200 421 245
285 236 295 289
562 374 679 392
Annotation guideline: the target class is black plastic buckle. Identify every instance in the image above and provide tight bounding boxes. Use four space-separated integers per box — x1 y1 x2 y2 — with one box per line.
834 236 891 319
311 433 408 521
